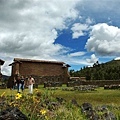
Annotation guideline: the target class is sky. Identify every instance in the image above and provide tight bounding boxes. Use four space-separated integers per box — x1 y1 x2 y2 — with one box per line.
1 0 120 76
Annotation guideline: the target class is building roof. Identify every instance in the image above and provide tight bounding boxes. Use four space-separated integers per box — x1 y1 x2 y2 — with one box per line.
0 59 5 65
9 60 22 66
9 58 71 67
14 58 65 64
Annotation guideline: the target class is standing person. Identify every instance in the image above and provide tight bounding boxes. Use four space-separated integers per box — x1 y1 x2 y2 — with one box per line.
12 77 16 89
28 76 35 94
16 75 21 93
20 76 25 92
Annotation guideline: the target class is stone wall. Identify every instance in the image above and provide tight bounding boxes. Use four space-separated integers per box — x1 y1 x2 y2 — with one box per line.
67 80 120 87
32 75 68 84
7 75 69 88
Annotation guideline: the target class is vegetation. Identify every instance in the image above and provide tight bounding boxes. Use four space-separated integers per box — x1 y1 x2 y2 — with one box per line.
0 86 120 119
69 59 120 80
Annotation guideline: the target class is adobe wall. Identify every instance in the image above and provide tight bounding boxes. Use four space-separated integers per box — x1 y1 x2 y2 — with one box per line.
17 62 66 76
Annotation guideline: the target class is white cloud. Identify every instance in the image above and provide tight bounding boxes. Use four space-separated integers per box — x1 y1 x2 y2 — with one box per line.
86 17 94 24
71 17 93 39
56 54 91 67
0 0 81 76
68 51 86 57
114 57 120 60
86 54 98 63
71 23 89 38
85 23 120 56
1 0 120 76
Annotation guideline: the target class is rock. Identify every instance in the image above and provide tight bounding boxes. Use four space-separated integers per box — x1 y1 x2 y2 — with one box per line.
81 102 93 112
101 105 108 112
0 107 28 120
108 112 117 120
92 113 99 120
103 112 117 120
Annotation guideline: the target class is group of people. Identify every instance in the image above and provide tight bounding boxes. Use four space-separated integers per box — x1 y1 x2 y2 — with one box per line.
12 75 35 94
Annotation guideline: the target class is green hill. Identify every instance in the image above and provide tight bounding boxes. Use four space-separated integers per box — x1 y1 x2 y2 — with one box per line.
105 59 120 66
70 59 120 80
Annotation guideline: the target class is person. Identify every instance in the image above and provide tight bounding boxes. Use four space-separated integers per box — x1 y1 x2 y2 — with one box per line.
20 76 25 92
16 75 21 93
28 76 35 94
12 77 16 89
24 76 29 88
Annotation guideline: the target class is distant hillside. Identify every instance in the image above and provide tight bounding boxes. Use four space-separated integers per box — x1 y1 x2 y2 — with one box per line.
104 59 120 66
70 59 120 80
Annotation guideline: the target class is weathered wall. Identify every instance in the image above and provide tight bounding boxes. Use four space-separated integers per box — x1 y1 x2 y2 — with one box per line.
18 62 65 76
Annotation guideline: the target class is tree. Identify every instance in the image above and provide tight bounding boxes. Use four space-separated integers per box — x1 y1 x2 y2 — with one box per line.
69 69 75 77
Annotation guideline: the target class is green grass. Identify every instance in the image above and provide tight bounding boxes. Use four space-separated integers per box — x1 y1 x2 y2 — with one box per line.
0 86 120 106
40 85 120 105
0 85 120 119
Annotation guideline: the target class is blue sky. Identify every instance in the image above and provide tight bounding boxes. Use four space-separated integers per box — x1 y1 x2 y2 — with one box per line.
0 0 120 76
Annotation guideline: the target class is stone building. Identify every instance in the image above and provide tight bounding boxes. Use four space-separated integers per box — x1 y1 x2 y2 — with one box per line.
8 58 70 86
0 59 5 81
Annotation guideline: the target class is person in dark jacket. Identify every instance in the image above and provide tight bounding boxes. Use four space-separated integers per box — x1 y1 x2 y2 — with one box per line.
20 76 25 92
16 75 21 93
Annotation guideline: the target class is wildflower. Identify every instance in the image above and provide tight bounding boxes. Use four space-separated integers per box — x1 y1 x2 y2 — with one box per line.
1 92 5 97
15 93 22 100
40 109 47 115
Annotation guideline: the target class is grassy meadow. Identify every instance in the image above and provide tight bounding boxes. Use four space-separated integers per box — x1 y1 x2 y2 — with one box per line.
1 86 120 105
0 85 120 119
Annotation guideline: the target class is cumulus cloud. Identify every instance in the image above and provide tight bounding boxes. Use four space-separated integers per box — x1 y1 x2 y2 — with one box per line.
0 0 81 75
1 0 120 76
85 23 120 56
86 54 98 63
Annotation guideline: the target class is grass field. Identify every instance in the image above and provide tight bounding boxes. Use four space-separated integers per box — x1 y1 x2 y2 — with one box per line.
0 85 120 119
0 85 120 105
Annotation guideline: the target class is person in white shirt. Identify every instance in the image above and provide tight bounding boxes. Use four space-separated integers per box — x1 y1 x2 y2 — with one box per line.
28 76 35 94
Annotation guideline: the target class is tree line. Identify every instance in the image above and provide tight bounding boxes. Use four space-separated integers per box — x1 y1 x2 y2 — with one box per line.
69 60 120 80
